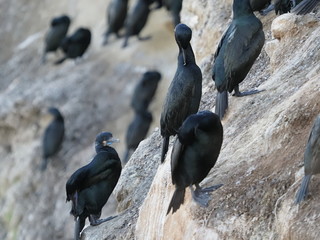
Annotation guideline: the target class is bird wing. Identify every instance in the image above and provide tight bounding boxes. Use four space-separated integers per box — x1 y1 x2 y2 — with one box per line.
308 117 320 159
65 151 121 201
66 164 90 201
171 137 185 184
213 25 230 60
107 1 116 25
43 121 64 156
224 17 264 90
161 70 200 136
84 154 121 188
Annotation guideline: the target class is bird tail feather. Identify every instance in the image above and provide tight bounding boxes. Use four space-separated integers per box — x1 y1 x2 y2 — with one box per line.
295 175 311 204
161 136 169 163
123 149 131 165
40 158 48 171
74 217 81 240
167 188 185 215
215 91 228 120
292 0 319 15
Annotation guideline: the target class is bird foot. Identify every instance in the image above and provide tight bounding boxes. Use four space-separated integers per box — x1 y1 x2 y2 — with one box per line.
191 184 223 207
233 89 264 97
201 184 223 193
259 4 275 16
191 189 210 207
89 215 117 226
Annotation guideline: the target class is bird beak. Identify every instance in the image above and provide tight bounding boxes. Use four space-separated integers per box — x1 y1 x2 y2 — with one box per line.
106 137 120 146
182 48 187 66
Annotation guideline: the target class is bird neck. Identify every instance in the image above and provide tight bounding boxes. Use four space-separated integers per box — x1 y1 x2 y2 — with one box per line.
179 44 195 65
55 115 64 122
233 0 253 18
95 145 110 153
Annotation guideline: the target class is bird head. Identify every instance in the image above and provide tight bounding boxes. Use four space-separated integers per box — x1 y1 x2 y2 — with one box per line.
174 23 192 65
95 132 120 150
47 107 63 121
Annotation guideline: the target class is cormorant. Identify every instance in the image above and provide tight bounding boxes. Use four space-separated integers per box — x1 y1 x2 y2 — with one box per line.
160 23 202 163
162 0 183 27
103 0 129 45
41 107 65 171
66 132 121 240
295 115 320 204
212 0 265 119
167 111 223 214
55 28 91 65
122 0 154 48
131 71 162 113
42 15 71 63
123 110 153 164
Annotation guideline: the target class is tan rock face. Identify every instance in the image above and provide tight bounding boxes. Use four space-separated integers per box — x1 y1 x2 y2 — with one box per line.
1 0 320 239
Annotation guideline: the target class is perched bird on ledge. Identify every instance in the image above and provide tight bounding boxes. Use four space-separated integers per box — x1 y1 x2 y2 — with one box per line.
41 107 64 171
295 115 320 204
66 132 122 240
160 23 202 163
167 111 223 214
212 0 265 119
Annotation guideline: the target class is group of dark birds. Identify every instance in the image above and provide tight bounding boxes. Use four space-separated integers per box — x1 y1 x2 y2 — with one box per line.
39 0 319 238
42 0 184 64
42 15 91 64
104 0 183 47
124 71 161 164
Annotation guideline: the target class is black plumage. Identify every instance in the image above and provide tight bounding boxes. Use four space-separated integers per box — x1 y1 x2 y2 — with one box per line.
162 0 183 27
41 107 65 171
212 0 265 119
123 110 153 164
55 28 91 65
131 71 162 113
250 0 271 11
295 115 320 204
167 111 223 214
122 0 154 48
42 15 71 63
103 0 129 45
160 23 202 163
66 132 122 240
275 0 292 14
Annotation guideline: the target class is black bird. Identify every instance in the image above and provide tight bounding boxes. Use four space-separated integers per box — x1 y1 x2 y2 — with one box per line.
274 0 293 14
212 0 265 120
103 0 129 45
123 110 153 164
162 0 183 27
42 15 71 63
160 23 202 163
122 0 154 48
295 115 320 204
55 28 91 64
131 71 162 113
66 132 122 240
167 111 223 215
41 107 65 171
250 0 271 12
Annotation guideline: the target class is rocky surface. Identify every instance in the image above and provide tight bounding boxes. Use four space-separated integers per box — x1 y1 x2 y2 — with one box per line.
0 0 320 240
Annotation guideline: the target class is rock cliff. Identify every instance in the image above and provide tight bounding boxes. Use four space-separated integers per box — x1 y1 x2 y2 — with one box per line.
0 0 319 240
